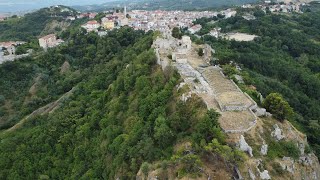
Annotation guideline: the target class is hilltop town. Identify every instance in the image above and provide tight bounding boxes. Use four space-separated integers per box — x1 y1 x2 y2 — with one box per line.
0 1 310 64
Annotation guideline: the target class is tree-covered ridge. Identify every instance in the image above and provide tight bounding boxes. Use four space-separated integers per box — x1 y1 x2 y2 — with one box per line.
0 6 78 42
0 27 146 129
199 9 320 158
0 28 239 179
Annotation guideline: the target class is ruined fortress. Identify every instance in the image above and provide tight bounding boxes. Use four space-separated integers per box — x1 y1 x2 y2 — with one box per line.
153 34 265 133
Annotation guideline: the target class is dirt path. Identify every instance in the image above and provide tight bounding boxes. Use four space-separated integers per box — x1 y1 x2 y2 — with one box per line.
6 87 76 132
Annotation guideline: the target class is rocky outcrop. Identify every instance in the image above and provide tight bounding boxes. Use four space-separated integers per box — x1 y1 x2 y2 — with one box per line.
260 170 271 180
298 142 305 155
181 92 192 102
239 135 253 157
299 154 314 166
248 168 256 180
253 108 267 117
280 157 295 174
235 167 244 180
260 143 268 156
271 124 285 141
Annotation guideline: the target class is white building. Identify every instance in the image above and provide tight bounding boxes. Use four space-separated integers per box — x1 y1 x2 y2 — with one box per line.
81 20 101 32
188 24 202 34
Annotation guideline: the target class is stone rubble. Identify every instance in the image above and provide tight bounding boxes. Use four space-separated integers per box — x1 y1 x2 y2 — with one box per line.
280 157 295 174
260 143 268 156
271 124 285 141
253 108 267 117
248 168 256 180
180 92 192 102
299 155 313 166
260 170 271 180
299 142 305 155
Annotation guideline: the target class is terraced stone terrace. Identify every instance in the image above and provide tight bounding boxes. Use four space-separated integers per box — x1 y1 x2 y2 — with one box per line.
203 67 255 111
201 67 257 133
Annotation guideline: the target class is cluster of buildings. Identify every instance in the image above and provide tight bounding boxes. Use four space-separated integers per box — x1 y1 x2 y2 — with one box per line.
80 7 129 33
77 12 97 19
127 10 216 33
81 20 101 32
0 34 64 63
0 41 24 55
241 2 304 14
79 6 237 36
263 2 303 13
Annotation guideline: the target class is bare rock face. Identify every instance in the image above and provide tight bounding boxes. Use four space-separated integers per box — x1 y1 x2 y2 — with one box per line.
260 143 268 156
248 168 256 180
260 170 271 180
239 135 253 157
299 154 314 166
271 124 285 141
299 142 305 155
235 167 244 180
180 92 192 102
280 157 295 174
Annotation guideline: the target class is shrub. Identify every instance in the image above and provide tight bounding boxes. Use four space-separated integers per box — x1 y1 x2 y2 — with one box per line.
141 162 150 176
263 93 294 122
268 140 300 160
198 48 204 56
271 162 285 175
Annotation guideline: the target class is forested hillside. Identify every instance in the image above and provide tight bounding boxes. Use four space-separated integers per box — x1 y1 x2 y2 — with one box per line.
0 6 78 42
198 8 320 158
0 27 240 179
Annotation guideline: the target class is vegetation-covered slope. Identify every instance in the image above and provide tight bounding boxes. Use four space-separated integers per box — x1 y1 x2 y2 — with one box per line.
197 9 320 158
0 27 242 179
0 6 78 42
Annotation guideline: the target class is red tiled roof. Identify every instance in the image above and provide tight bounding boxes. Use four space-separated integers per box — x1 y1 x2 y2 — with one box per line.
0 41 16 47
87 20 99 25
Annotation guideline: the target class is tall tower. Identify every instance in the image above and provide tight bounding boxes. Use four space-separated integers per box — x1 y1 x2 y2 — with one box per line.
124 6 127 17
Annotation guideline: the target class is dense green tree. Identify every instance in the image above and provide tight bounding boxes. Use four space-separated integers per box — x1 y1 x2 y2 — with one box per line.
154 116 174 147
172 27 182 39
198 48 204 56
263 93 294 121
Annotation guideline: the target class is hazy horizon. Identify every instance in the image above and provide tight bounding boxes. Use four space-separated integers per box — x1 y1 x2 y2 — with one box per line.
0 0 118 13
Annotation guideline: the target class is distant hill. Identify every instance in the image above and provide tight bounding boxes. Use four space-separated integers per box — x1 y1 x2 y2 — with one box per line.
0 6 77 42
73 0 259 12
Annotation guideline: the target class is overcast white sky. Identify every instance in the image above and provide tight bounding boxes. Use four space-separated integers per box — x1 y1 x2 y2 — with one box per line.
0 0 115 13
